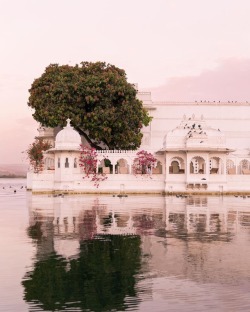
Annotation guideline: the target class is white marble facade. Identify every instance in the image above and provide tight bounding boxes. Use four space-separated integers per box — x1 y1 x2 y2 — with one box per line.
27 91 250 194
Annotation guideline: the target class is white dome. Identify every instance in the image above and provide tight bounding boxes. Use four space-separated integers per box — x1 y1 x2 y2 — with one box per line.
164 114 226 149
55 119 81 150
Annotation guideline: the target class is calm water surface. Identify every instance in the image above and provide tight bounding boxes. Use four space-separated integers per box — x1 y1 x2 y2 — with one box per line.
1 178 250 311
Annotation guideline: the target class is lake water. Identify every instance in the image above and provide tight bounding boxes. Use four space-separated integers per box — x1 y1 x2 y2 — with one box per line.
1 178 250 311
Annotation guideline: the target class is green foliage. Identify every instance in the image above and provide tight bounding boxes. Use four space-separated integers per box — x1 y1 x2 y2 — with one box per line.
22 235 142 311
27 222 43 241
28 62 152 150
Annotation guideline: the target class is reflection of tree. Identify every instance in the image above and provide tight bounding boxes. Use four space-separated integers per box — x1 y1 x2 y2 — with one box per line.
27 217 55 260
27 221 43 241
22 234 141 311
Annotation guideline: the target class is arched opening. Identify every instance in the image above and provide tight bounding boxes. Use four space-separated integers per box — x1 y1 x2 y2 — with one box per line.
169 157 185 174
209 157 223 174
171 161 179 173
58 157 60 168
190 156 206 174
116 158 129 174
99 158 112 174
152 161 163 174
238 159 250 174
132 158 149 174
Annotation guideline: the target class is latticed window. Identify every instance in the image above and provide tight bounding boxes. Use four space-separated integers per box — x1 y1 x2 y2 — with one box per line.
194 159 198 173
241 159 250 169
190 156 205 174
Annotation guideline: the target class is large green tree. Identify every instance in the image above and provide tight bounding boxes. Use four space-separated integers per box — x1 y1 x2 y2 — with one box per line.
28 62 151 150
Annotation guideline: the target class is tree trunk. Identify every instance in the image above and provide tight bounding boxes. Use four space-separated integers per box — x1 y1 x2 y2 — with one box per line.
74 126 103 150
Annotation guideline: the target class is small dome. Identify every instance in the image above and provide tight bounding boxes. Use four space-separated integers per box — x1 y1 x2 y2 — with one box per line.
55 119 81 150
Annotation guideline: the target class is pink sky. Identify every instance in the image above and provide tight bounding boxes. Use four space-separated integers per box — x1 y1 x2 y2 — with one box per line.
1 0 250 164
149 58 250 102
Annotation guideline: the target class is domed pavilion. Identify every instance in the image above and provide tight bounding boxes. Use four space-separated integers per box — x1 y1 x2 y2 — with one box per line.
159 114 234 192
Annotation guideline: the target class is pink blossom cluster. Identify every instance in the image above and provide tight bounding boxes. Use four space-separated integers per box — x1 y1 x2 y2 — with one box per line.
79 145 107 187
132 150 157 175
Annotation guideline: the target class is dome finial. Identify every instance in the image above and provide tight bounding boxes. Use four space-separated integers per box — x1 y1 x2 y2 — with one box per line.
66 118 71 127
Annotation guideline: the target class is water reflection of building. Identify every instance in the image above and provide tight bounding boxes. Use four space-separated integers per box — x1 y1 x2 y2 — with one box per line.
28 194 250 259
25 194 250 311
25 194 147 311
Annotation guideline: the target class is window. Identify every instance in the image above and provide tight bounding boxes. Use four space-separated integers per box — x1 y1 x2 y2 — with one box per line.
74 158 77 168
65 158 69 168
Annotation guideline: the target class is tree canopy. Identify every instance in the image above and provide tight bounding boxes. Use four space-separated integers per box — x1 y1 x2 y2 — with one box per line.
28 62 152 150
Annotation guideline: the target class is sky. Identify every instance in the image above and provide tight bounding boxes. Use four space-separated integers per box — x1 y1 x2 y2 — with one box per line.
1 0 250 164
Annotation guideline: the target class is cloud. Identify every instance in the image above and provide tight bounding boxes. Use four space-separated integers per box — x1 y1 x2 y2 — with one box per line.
148 58 250 102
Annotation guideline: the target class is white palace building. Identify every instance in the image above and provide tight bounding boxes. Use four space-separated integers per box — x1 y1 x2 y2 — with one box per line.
27 90 250 194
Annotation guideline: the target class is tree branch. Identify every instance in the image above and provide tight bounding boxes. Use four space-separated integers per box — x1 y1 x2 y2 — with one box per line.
74 126 103 150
